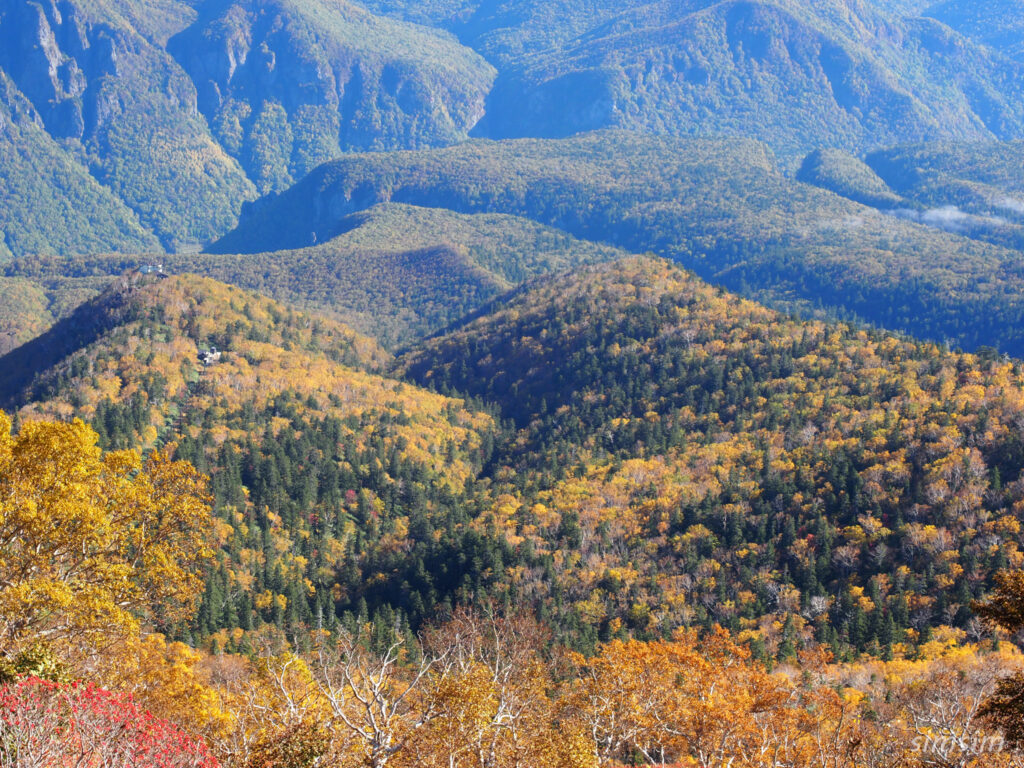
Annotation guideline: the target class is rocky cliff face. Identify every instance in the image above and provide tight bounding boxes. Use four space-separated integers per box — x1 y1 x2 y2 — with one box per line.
5 2 126 130
0 0 493 256
0 0 254 251
169 0 495 192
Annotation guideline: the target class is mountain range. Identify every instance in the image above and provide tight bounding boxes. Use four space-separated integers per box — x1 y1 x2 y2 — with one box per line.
2 0 1024 259
10 4 1024 760
4 0 1024 671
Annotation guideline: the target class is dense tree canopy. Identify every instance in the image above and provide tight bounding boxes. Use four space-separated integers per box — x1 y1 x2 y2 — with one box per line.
0 412 213 653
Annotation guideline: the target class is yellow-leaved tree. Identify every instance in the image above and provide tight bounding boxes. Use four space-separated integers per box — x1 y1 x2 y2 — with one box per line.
0 411 214 658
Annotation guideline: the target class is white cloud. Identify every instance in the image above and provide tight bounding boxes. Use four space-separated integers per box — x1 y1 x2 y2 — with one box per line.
994 196 1024 216
887 205 1006 234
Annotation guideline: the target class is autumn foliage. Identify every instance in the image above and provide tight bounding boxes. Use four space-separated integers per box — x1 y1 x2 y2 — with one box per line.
0 677 219 767
16 266 1024 661
5 262 1024 768
0 412 224 764
0 410 1023 767
173 612 1024 768
0 411 214 654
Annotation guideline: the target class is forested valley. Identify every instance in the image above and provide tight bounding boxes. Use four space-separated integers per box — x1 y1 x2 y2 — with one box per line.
4 260 1024 766
6 0 1024 765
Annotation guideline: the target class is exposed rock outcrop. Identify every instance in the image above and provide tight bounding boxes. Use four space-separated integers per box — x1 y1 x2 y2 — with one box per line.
169 0 495 192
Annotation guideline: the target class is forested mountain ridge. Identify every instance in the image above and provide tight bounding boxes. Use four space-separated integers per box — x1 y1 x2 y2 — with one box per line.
928 0 1024 62
8 1 1024 765
187 203 626 347
8 256 1024 765
402 255 1024 656
214 131 1024 357
4 0 1024 259
12 253 1024 654
0 203 628 348
11 130 1024 360
799 140 1024 252
0 271 111 354
0 271 390 432
0 271 504 639
11 255 1024 659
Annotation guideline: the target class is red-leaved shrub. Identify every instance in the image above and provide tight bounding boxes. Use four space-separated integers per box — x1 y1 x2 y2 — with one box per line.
0 677 218 767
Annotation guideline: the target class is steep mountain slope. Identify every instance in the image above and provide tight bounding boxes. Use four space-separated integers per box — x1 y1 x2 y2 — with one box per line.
0 0 254 251
0 279 53 356
2 0 1022 259
0 272 111 354
213 131 1024 356
401 255 1024 652
0 0 494 256
479 0 1024 155
928 0 1024 62
0 73 159 260
168 0 495 193
361 0 1024 155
